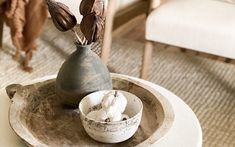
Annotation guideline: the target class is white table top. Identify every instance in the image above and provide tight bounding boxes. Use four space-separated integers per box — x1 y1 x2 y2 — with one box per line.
0 74 202 147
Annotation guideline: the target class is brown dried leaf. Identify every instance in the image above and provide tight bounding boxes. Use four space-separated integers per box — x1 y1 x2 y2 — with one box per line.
80 13 104 44
80 0 105 17
46 0 77 32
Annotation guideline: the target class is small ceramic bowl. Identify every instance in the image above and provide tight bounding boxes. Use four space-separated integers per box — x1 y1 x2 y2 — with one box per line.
79 90 143 143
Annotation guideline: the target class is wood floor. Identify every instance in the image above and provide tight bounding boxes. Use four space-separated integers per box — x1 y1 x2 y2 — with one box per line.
113 15 235 65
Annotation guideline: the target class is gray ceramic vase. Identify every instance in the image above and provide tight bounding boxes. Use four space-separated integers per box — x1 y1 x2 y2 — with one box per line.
55 43 112 107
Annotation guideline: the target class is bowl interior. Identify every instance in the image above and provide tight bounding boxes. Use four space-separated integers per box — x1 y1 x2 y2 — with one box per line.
79 90 143 118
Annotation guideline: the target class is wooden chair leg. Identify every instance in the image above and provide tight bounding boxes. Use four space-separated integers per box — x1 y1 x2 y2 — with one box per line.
0 18 4 48
141 41 153 79
101 0 116 64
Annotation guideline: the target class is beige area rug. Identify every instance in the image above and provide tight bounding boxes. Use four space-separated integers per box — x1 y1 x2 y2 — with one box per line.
1 21 235 147
0 21 101 89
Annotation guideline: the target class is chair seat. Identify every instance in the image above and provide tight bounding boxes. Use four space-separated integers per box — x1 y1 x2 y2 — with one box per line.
146 0 235 59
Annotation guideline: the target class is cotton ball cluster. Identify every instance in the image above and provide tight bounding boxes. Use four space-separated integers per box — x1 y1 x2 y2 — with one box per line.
102 91 127 113
87 91 129 122
87 109 108 121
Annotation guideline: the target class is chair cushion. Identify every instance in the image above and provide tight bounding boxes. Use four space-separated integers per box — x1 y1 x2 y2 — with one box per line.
146 0 235 59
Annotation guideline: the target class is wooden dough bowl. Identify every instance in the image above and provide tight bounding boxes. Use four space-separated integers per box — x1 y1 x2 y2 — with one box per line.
6 74 174 147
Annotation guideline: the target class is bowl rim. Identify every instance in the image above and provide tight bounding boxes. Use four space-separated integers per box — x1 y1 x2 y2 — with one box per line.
79 90 143 124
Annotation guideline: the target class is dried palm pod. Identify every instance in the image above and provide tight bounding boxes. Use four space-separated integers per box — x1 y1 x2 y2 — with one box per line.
46 0 77 32
80 0 106 17
80 13 104 44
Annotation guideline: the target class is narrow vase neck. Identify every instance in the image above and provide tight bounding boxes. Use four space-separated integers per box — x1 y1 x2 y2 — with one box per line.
75 42 91 50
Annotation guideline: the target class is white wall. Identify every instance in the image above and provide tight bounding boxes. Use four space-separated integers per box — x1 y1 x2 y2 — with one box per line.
56 0 139 23
57 0 83 23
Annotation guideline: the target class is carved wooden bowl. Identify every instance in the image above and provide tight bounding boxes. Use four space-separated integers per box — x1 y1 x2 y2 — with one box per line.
6 74 174 147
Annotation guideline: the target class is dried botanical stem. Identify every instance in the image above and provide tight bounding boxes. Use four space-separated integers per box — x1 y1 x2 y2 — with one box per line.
72 29 83 44
114 91 118 97
0 18 3 48
82 37 86 45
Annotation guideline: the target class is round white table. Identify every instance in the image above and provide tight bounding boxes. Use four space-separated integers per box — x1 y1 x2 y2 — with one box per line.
0 74 202 147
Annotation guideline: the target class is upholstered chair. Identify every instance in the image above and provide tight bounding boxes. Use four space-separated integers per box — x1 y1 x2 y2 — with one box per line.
141 0 235 79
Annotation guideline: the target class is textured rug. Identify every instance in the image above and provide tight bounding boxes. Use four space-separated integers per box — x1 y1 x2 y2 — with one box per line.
109 41 235 147
0 21 102 88
1 21 235 147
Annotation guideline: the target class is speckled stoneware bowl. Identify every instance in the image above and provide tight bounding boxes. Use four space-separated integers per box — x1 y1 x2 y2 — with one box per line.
79 90 143 143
